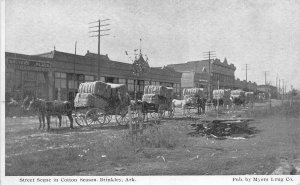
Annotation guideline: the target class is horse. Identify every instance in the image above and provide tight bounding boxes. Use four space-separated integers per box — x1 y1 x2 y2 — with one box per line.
197 97 206 114
27 98 74 130
258 93 265 103
172 97 192 115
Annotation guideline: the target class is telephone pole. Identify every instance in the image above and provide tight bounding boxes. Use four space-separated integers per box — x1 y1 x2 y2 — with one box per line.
242 64 250 91
276 73 278 98
89 19 111 80
263 71 269 99
264 71 269 85
73 41 77 99
279 78 281 99
203 51 216 100
281 79 285 100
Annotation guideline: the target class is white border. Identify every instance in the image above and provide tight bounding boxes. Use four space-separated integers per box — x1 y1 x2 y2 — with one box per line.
0 0 6 183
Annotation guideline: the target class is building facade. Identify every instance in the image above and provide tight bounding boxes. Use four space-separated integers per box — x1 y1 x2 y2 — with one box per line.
233 78 257 92
257 85 277 99
5 52 53 101
167 58 236 90
5 50 182 101
180 71 209 97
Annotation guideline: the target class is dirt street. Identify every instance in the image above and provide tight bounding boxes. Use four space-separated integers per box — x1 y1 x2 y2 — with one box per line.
5 101 300 175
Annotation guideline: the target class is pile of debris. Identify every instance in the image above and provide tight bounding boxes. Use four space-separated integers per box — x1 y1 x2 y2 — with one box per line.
190 118 257 139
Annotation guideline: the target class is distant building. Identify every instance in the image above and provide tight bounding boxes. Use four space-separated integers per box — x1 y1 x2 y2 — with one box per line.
167 58 236 90
257 85 277 99
180 71 209 97
233 78 257 92
5 50 182 101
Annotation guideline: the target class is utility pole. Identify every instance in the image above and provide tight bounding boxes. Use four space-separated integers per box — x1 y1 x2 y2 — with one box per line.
281 79 285 100
89 19 111 80
279 78 281 99
242 64 250 91
263 71 269 98
264 71 269 85
276 73 278 98
73 41 77 100
203 51 216 100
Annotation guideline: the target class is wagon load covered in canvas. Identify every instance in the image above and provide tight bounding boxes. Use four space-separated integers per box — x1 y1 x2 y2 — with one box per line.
213 89 231 100
143 85 168 97
74 93 109 108
142 85 173 118
78 81 111 99
73 81 130 127
230 89 245 99
245 92 254 103
183 88 204 105
230 89 246 105
213 89 232 106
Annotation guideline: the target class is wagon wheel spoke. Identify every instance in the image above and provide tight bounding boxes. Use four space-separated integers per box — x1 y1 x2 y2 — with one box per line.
96 112 106 125
104 115 112 125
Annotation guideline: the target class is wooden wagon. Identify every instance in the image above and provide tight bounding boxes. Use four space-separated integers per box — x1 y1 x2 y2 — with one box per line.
141 85 174 119
72 81 130 127
182 88 205 115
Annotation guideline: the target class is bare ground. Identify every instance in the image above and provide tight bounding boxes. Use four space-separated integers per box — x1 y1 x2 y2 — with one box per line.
5 101 300 176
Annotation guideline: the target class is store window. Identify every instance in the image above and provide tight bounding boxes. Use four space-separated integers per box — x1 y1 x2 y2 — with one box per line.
106 77 118 84
68 74 84 89
119 78 126 84
173 83 180 93
55 72 67 89
138 80 144 92
152 81 160 85
15 70 22 89
145 80 150 85
128 79 134 92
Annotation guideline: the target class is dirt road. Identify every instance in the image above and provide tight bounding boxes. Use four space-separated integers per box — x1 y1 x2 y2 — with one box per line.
5 102 300 175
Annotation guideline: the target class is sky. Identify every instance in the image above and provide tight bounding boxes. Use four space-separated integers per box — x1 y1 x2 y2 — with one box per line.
5 0 300 90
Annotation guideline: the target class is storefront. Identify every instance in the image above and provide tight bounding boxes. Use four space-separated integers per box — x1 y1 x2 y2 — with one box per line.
5 52 53 101
37 50 182 101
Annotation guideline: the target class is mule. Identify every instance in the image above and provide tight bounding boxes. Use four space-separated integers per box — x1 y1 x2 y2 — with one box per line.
27 98 74 130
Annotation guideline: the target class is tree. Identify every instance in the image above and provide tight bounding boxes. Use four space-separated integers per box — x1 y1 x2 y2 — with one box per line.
125 49 150 100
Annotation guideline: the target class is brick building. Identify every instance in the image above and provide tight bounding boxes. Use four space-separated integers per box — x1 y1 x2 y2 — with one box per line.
180 71 209 97
167 58 236 90
5 50 182 101
257 85 277 99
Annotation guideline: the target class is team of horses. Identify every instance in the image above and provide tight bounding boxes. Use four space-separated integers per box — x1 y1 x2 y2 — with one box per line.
20 96 74 130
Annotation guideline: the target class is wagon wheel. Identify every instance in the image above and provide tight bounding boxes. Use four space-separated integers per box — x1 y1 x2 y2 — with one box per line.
115 113 129 126
159 110 166 119
104 114 112 125
85 108 106 126
73 111 86 127
150 111 159 119
185 107 192 117
168 109 174 118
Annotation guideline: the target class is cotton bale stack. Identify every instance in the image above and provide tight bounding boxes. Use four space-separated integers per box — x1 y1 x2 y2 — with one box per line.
142 85 170 104
78 81 111 99
74 93 108 108
182 88 204 104
245 92 254 104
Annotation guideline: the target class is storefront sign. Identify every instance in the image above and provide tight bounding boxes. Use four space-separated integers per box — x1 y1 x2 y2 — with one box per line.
7 58 52 71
